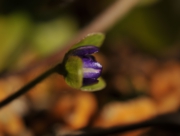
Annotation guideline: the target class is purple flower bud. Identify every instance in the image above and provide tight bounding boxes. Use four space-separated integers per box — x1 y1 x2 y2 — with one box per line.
70 45 102 86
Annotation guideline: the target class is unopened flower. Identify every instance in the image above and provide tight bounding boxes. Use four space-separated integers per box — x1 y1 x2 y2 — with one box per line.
62 33 106 91
69 45 102 86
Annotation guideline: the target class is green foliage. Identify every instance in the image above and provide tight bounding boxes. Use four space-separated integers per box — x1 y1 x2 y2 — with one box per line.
31 16 78 56
138 0 161 6
0 12 31 72
107 7 173 55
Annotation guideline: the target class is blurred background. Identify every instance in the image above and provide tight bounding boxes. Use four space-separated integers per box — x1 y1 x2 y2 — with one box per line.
0 0 180 135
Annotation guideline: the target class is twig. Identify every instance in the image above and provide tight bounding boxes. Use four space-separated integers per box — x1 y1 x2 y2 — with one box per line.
73 0 141 40
5 0 141 77
37 0 141 67
63 112 180 136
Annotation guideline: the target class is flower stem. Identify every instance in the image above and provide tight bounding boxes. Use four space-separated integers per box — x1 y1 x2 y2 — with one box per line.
0 63 64 108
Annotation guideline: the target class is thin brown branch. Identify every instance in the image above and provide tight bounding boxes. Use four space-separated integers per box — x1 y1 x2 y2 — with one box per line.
74 0 141 39
4 0 141 77
46 0 141 66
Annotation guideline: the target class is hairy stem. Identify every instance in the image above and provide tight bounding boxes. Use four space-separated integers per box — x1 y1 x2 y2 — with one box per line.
0 63 64 108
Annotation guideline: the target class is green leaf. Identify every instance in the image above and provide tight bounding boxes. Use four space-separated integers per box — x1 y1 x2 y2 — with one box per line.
0 12 31 72
109 8 171 55
71 33 105 49
65 56 83 89
31 16 78 56
81 77 106 91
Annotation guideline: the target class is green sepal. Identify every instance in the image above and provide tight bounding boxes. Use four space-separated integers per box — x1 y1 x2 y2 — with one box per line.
81 77 106 92
71 33 105 50
65 56 83 89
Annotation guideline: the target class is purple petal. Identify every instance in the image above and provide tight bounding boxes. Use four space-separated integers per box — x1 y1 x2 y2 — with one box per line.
83 78 99 86
70 45 99 56
83 67 101 78
82 55 102 69
81 55 102 78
